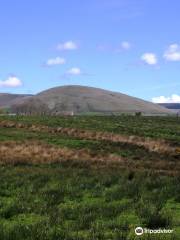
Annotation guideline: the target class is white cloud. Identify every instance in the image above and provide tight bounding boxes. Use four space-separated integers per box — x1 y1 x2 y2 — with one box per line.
46 57 66 66
121 41 131 50
152 94 180 103
98 41 131 52
0 76 22 88
163 44 180 61
141 53 158 65
57 41 78 51
67 67 82 75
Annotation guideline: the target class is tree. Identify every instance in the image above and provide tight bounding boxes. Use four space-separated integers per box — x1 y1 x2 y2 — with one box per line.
11 98 50 115
135 111 142 117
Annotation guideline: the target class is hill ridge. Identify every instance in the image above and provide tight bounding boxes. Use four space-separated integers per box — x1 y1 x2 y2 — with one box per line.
0 85 173 115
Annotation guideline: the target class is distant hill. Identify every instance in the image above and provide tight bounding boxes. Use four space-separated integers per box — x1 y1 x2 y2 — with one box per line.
0 93 32 109
9 85 173 115
159 103 180 112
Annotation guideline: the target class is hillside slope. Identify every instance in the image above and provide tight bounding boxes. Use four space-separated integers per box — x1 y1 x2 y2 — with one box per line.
10 85 173 115
159 103 180 113
0 93 32 109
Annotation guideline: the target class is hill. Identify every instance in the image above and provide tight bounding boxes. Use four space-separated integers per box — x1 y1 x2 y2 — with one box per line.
0 93 32 109
9 85 173 115
159 103 180 113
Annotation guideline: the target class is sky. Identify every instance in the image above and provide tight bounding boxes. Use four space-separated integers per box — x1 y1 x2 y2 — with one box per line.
0 0 180 103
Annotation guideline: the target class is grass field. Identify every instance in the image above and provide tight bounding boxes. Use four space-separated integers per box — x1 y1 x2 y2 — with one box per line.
0 116 179 240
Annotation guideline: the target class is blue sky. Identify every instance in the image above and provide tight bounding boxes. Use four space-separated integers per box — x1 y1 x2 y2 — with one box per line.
0 0 180 103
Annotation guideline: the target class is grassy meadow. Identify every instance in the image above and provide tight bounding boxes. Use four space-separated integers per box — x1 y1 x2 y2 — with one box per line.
0 115 179 240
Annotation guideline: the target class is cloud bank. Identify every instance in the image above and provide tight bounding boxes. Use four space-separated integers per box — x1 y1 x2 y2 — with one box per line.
57 41 78 51
164 44 180 61
46 57 66 66
141 53 158 65
0 76 22 88
67 67 82 75
152 94 180 103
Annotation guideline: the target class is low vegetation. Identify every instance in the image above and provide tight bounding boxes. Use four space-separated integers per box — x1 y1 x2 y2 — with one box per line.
0 115 179 239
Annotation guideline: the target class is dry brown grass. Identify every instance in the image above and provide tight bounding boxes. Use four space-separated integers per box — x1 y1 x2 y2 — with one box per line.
0 120 179 155
0 141 124 166
0 139 179 175
0 120 179 175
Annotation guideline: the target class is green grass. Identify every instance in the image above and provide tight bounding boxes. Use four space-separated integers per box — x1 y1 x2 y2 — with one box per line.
0 165 179 240
0 115 180 142
0 115 179 239
0 125 177 168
